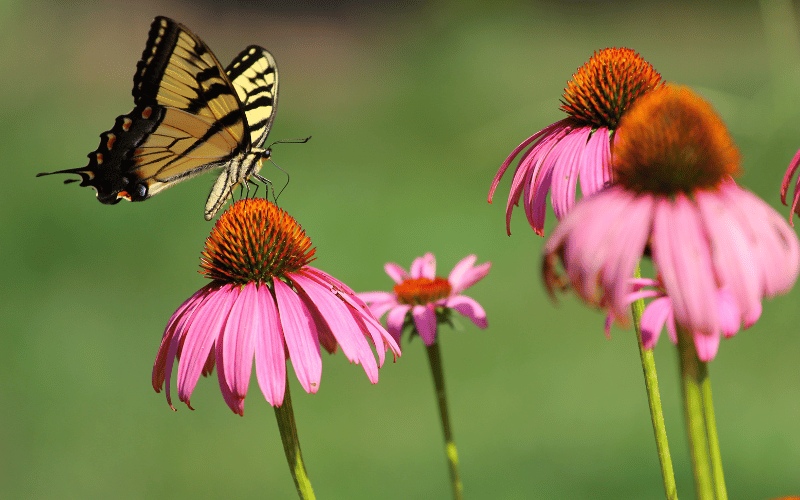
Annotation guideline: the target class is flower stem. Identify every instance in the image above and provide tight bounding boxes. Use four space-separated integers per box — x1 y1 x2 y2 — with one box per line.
701 366 728 500
631 266 678 500
425 340 464 500
676 329 714 500
273 377 316 500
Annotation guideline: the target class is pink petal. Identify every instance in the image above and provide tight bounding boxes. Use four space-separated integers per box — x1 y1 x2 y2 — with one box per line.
490 120 570 235
444 295 487 329
652 194 718 336
363 298 400 323
640 296 671 350
448 255 491 296
550 127 591 220
578 127 612 197
273 278 322 394
694 189 761 327
153 286 209 394
386 305 411 344
357 291 397 307
177 285 238 407
692 331 720 362
290 273 380 383
215 340 243 415
332 289 402 365
411 253 436 280
254 284 287 407
384 263 409 284
716 289 742 339
219 282 259 413
723 185 800 297
412 305 437 345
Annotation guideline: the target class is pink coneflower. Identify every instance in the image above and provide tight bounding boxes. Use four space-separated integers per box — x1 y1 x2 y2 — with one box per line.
543 85 800 361
489 48 664 236
358 253 490 345
152 199 400 415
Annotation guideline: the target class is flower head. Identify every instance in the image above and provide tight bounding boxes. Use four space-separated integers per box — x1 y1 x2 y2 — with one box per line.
358 253 490 346
152 199 400 415
489 48 664 236
543 86 800 361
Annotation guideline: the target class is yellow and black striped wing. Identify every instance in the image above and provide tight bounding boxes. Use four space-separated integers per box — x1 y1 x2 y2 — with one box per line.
226 46 278 149
38 16 250 205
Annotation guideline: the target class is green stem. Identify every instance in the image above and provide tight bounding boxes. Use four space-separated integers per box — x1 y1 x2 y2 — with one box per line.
273 377 316 500
676 328 714 500
630 266 678 500
425 340 464 500
701 367 728 500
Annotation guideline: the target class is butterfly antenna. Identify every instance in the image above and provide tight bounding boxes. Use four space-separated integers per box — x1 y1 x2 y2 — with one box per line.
267 136 312 149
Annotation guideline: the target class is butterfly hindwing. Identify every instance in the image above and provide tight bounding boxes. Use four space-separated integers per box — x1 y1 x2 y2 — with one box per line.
201 46 279 219
38 16 276 217
226 46 279 149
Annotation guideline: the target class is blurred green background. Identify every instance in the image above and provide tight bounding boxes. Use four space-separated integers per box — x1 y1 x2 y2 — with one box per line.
3 0 799 498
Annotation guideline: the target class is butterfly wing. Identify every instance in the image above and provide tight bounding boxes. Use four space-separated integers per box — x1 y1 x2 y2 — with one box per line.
226 46 278 149
38 16 250 205
202 46 279 220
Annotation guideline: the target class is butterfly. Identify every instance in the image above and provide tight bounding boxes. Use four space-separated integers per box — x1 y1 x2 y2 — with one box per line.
37 16 279 220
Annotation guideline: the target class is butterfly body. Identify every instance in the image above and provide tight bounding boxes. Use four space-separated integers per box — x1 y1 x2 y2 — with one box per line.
38 17 278 220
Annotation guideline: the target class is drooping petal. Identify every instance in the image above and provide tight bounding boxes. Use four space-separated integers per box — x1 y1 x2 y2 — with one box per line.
272 278 322 394
384 262 409 284
219 282 259 412
448 255 491 296
386 305 412 344
550 126 591 220
723 185 800 297
652 194 718 336
153 285 209 393
578 127 612 197
215 337 243 415
444 295 488 329
717 289 742 339
695 188 761 327
491 120 571 235
177 285 238 407
692 331 721 362
640 296 671 350
332 288 402 365
290 273 380 383
254 284 287 407
412 304 437 345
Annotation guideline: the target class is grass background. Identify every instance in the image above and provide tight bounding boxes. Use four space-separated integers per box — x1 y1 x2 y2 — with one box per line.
2 0 799 498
